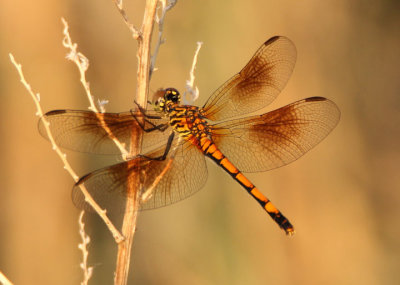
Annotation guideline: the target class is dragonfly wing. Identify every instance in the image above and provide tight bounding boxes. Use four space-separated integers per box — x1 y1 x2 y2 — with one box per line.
38 110 171 154
210 97 340 172
71 137 208 213
139 139 208 210
201 36 297 121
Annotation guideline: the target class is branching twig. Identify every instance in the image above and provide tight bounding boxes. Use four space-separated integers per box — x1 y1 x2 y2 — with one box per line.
61 18 95 112
61 18 130 158
149 0 177 78
9 54 124 243
78 211 93 285
11 0 184 283
112 0 140 39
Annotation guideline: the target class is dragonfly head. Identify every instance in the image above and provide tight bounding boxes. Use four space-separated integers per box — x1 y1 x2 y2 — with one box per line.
152 88 181 112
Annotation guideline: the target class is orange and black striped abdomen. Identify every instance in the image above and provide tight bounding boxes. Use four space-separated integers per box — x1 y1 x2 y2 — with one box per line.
200 137 295 235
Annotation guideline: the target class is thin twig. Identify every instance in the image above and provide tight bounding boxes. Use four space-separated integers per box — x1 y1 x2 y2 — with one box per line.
112 0 140 39
0 271 13 285
61 18 95 112
78 211 93 285
9 54 124 243
61 18 130 158
184 41 203 104
149 0 177 78
114 0 159 284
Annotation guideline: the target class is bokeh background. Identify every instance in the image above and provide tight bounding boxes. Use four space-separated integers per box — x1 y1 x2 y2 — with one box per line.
1 0 399 284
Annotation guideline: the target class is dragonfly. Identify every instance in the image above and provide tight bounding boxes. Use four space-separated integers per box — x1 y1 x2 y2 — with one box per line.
38 36 340 235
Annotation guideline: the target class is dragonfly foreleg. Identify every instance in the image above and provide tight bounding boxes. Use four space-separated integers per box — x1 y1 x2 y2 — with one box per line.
130 109 169 133
141 132 175 161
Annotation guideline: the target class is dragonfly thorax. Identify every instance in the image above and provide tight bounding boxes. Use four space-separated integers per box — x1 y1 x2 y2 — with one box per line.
151 88 210 140
168 104 211 141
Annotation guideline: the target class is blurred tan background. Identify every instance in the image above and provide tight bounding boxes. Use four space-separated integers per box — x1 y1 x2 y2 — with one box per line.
1 0 399 284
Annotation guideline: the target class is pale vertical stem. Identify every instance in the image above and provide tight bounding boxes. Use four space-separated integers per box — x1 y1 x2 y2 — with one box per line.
113 0 158 284
184 42 203 103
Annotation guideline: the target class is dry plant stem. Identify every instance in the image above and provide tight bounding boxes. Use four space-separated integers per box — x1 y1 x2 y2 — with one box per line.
61 18 129 158
149 0 177 78
114 0 158 284
0 271 13 285
112 0 140 39
78 211 93 285
184 42 203 103
8 54 124 243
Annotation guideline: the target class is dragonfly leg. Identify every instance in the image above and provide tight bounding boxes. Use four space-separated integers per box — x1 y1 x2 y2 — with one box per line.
130 108 169 133
140 132 175 161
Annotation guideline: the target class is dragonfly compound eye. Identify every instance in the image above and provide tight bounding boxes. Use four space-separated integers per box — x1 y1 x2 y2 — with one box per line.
164 88 180 103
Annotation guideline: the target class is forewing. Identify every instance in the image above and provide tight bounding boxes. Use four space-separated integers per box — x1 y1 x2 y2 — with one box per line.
210 97 340 172
38 110 170 154
202 36 297 121
71 137 208 213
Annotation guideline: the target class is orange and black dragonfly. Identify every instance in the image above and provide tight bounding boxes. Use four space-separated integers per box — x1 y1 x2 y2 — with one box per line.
39 36 340 235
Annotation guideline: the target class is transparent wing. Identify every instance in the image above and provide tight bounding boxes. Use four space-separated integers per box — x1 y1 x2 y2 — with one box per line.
38 110 170 154
210 97 340 172
71 136 208 213
201 36 297 121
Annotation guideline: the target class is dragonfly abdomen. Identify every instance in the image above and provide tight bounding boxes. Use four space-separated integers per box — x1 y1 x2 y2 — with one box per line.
200 137 295 235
